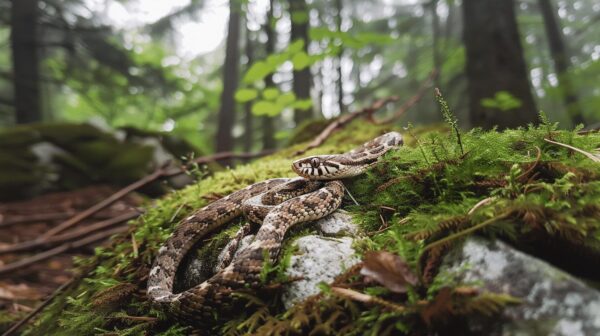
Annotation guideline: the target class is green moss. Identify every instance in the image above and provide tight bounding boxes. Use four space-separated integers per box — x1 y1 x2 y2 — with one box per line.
22 119 600 335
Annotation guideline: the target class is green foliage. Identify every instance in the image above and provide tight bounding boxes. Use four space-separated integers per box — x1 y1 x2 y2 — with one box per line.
480 91 523 111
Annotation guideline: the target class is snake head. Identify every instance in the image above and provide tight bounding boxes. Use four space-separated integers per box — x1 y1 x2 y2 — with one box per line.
292 132 403 180
292 155 349 180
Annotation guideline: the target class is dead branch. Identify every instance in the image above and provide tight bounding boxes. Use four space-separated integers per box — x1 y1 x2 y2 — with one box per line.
1 279 75 336
371 69 438 124
0 211 140 255
292 70 437 157
40 166 168 239
0 212 116 229
0 226 128 276
40 149 274 239
292 96 400 157
0 212 75 228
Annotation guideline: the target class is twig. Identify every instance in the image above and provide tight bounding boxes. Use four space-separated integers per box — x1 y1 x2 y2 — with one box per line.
41 150 274 239
0 211 140 255
293 96 400 156
0 226 128 276
1 279 75 336
467 197 497 215
372 69 438 124
544 138 600 163
0 212 76 228
41 167 167 239
517 146 542 181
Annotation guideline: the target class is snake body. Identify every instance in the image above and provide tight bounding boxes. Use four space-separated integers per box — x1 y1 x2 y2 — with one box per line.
147 132 403 325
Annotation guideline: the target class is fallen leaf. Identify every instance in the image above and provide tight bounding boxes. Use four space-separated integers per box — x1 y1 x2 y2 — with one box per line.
360 251 418 293
420 287 454 325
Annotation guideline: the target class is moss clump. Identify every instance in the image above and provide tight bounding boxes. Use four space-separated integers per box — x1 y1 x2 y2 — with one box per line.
20 118 600 336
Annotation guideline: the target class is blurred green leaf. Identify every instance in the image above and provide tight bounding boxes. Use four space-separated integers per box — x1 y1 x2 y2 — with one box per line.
252 101 281 116
292 98 313 111
291 11 309 24
243 61 273 83
263 88 280 100
292 51 311 70
234 88 258 103
277 92 296 106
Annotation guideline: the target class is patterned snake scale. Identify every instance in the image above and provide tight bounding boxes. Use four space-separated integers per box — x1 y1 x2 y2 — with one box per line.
147 132 403 325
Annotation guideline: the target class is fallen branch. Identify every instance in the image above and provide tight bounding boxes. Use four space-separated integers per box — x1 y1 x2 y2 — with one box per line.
0 212 76 228
0 211 140 255
293 96 400 156
0 226 128 276
41 149 274 239
1 279 75 336
371 69 438 124
293 71 437 156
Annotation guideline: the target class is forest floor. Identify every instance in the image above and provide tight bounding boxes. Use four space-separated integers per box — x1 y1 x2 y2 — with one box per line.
0 186 141 327
1 112 599 335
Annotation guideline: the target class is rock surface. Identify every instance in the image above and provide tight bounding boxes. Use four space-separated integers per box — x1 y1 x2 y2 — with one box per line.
282 211 361 309
440 238 600 336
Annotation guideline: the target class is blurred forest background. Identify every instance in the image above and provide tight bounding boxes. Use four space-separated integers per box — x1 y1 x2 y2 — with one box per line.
1 0 599 154
0 1 600 330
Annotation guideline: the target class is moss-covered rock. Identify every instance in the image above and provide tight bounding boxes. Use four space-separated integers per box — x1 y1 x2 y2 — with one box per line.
0 123 202 201
17 119 600 336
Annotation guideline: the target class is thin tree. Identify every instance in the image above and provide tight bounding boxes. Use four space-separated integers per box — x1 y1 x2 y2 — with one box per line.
462 0 538 129
289 0 313 124
262 0 276 149
537 0 585 125
334 0 344 114
430 0 441 89
216 0 241 154
11 0 41 124
243 22 255 153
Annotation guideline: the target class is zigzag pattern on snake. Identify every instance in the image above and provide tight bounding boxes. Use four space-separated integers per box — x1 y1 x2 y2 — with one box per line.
147 132 403 325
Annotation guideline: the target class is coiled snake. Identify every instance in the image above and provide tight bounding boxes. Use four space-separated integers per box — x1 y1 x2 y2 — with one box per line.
147 132 403 325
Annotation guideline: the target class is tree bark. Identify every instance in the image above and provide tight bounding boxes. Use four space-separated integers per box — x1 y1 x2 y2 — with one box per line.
462 0 538 129
537 0 585 125
334 0 345 115
216 0 241 155
243 23 254 153
11 0 41 124
430 0 441 89
262 0 276 149
289 0 313 124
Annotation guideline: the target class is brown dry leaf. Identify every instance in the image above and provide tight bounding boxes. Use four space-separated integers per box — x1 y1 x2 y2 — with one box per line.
360 251 418 293
420 287 454 326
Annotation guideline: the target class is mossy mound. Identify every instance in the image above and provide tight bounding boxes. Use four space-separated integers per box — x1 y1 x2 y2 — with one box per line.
0 123 201 201
17 120 600 336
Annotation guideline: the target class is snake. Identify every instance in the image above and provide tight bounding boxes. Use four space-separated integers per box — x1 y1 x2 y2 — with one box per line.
147 132 403 325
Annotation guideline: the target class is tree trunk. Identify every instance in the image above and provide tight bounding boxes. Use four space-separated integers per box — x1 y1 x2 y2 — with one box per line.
262 0 276 150
431 0 441 89
537 0 585 125
463 0 538 129
11 0 41 124
334 0 344 115
216 0 241 155
243 24 254 153
289 0 313 124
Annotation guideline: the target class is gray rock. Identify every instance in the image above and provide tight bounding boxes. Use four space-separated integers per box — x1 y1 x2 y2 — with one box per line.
282 236 360 309
315 210 359 236
439 238 600 336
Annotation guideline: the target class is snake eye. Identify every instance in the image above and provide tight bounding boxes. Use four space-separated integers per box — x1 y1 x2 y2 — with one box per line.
310 158 320 168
